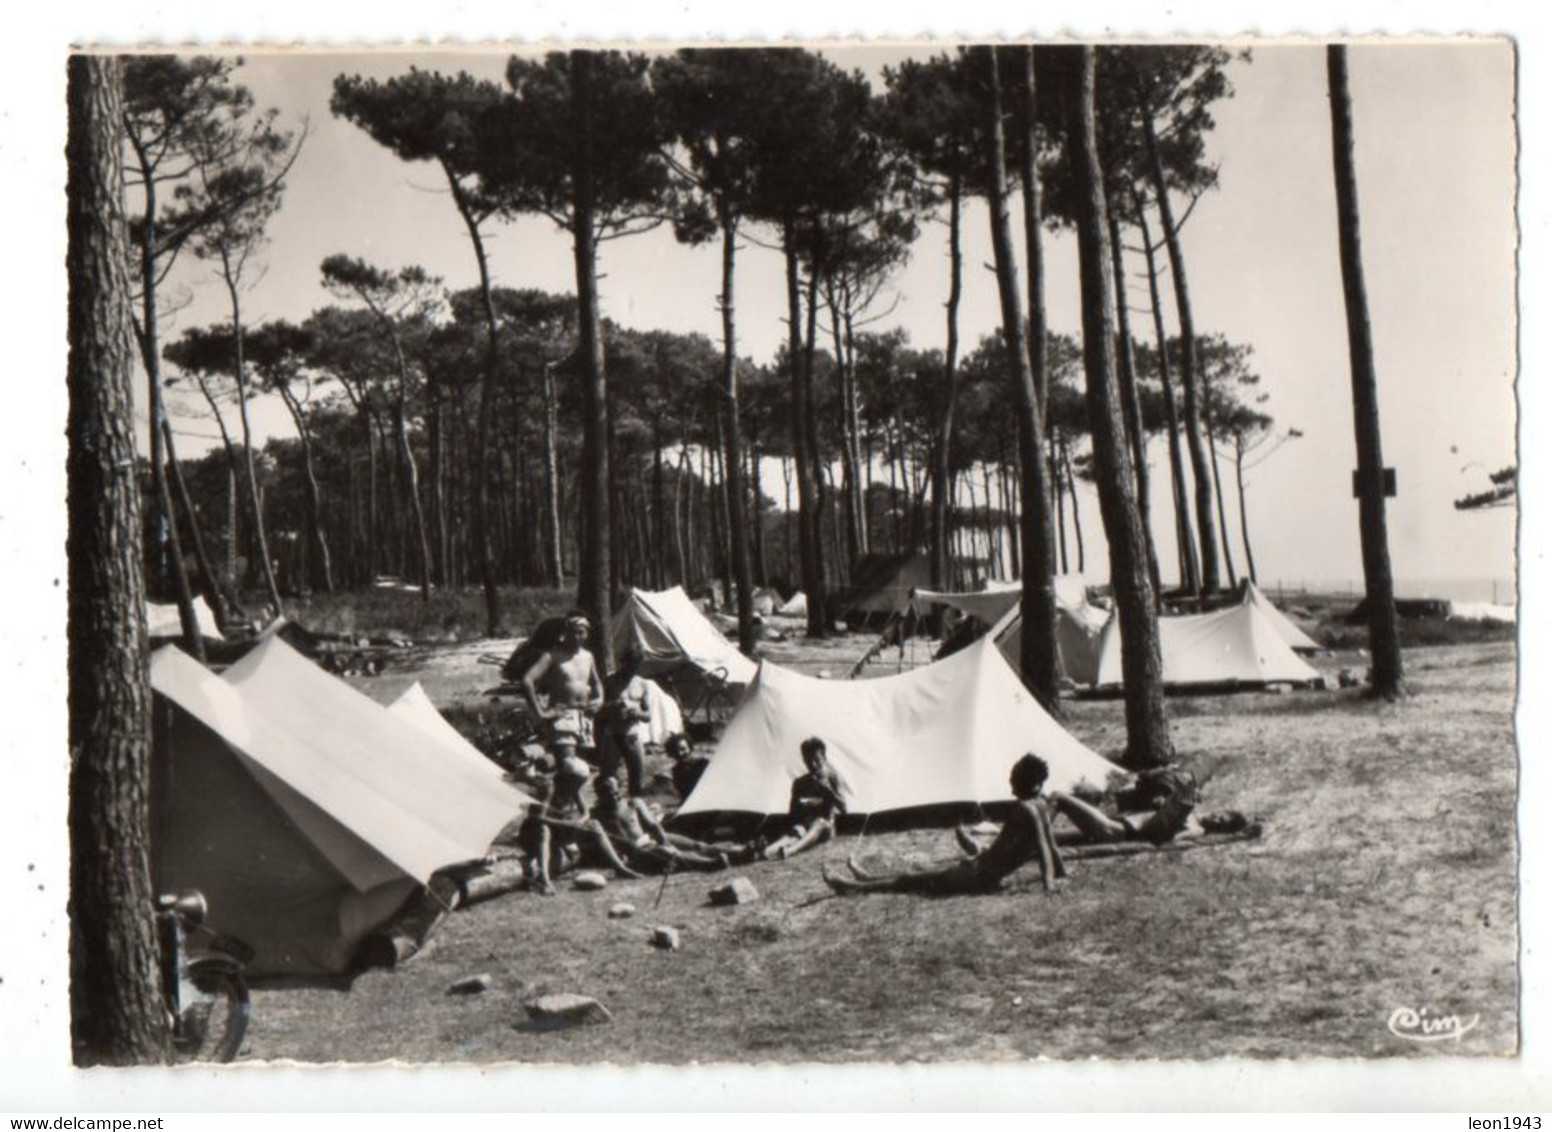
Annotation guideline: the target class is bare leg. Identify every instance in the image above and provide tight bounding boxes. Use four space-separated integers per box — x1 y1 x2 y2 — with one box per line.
1047 791 1129 844
622 731 647 798
778 818 835 858
529 825 556 895
581 822 647 880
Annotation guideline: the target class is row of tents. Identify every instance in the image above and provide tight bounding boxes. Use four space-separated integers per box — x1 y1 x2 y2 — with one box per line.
913 577 1326 692
145 577 1324 976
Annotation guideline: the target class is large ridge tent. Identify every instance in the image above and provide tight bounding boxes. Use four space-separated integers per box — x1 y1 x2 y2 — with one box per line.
150 638 529 974
676 634 1121 821
612 586 758 687
1091 599 1324 690
386 682 514 787
1240 581 1323 652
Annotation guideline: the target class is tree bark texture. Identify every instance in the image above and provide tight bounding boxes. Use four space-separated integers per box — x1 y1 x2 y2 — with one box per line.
1066 48 1174 769
1145 114 1220 592
718 210 756 654
66 53 171 1066
981 46 1060 711
1327 45 1405 699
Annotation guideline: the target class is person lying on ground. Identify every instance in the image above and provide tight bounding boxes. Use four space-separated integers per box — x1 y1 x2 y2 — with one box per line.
1043 765 1247 847
581 776 741 874
521 609 604 765
596 642 652 798
761 736 849 860
823 754 1066 897
665 733 710 802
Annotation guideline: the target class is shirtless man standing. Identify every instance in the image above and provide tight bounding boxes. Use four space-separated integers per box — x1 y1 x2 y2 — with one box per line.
521 609 604 768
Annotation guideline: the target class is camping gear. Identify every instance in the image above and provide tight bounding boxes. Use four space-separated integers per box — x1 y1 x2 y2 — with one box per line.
149 638 530 975
676 634 1120 822
752 586 783 617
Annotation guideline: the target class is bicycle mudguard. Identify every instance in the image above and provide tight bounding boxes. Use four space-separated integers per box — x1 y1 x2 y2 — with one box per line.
187 948 248 978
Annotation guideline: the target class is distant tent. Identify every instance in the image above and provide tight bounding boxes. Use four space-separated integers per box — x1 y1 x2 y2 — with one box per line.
776 590 808 617
1092 600 1324 691
838 553 989 629
990 599 1110 688
147 596 224 640
1447 600 1515 624
150 638 529 974
612 586 758 687
910 574 1091 626
916 577 1107 686
676 635 1120 821
1240 581 1323 653
752 586 783 617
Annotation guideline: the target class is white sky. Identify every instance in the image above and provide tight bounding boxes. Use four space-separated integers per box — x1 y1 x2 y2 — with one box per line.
149 40 1518 598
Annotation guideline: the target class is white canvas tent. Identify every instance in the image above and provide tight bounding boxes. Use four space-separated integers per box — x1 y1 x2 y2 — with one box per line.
677 635 1120 819
752 586 783 617
387 682 514 787
776 590 808 617
150 638 529 974
914 577 1108 686
147 596 224 640
612 586 758 686
1092 599 1323 690
1241 581 1323 652
990 599 1110 688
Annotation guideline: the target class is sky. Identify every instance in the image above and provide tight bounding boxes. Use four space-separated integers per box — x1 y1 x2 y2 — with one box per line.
146 40 1519 600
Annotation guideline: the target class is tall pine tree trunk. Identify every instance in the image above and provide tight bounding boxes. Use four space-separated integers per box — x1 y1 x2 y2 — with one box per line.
785 224 828 636
1108 204 1162 600
929 172 965 597
1137 203 1200 596
1235 432 1259 585
1145 113 1220 591
982 46 1060 711
718 206 756 653
445 165 502 634
1328 44 1404 699
126 128 203 658
66 53 169 1065
569 51 611 663
277 386 334 593
219 263 283 614
1066 47 1173 769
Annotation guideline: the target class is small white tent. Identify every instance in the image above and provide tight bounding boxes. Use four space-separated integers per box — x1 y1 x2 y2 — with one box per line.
914 578 1108 687
151 638 529 974
1240 581 1323 652
676 635 1120 819
147 596 224 640
776 590 808 617
612 586 758 686
1092 599 1323 690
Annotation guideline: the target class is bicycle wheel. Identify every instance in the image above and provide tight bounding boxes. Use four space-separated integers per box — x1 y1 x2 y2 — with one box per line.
173 964 250 1063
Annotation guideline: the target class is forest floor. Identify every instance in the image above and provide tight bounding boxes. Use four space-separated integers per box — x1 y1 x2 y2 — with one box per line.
232 596 1519 1065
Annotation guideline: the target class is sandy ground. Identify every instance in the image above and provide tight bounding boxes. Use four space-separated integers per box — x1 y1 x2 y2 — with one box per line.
240 628 1518 1064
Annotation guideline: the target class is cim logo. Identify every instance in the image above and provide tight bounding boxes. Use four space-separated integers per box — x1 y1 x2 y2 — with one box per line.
1387 1005 1481 1043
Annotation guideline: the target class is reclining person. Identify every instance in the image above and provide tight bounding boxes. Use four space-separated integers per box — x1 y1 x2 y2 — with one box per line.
762 737 849 861
1046 765 1218 847
585 776 742 874
823 754 1066 897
